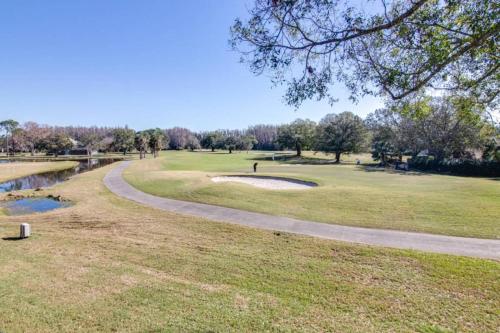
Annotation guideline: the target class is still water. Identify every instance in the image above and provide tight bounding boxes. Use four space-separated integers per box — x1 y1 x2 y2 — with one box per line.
0 158 119 192
0 197 72 215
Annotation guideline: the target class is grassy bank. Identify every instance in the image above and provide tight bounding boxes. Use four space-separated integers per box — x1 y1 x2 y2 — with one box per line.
0 161 79 183
0 163 498 332
123 151 500 239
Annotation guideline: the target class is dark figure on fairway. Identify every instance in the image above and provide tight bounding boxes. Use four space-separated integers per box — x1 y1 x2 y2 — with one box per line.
253 162 258 173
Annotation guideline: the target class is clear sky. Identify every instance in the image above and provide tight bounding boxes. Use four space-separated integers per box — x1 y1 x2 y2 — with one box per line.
0 0 383 131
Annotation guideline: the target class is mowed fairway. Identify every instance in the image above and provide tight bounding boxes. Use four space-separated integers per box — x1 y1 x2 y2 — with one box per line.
123 151 500 239
0 163 499 332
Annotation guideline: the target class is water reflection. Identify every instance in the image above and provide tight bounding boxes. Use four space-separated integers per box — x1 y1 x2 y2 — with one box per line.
0 158 119 192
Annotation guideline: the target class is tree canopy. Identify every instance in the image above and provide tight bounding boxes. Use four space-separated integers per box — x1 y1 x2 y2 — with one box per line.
367 96 491 163
200 131 223 152
277 118 316 156
315 112 367 162
42 133 74 157
0 119 20 155
135 131 151 159
144 128 167 158
112 128 135 155
231 0 499 111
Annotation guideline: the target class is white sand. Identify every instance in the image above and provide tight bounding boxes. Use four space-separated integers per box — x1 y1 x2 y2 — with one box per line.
211 176 315 190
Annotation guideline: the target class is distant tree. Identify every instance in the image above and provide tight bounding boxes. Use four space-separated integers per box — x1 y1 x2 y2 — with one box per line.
411 97 486 161
246 125 279 150
186 135 201 151
43 133 73 157
366 108 418 165
367 96 491 163
0 119 19 156
166 127 193 150
80 132 101 156
277 119 316 156
239 135 258 152
315 112 367 163
224 135 239 154
200 131 223 152
56 125 115 144
98 136 115 153
22 122 50 156
146 128 167 158
11 128 28 154
112 128 135 155
135 131 150 159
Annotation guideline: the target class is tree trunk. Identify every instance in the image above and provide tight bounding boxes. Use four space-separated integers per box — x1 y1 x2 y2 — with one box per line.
296 142 302 157
211 147 215 152
335 151 341 163
229 148 232 154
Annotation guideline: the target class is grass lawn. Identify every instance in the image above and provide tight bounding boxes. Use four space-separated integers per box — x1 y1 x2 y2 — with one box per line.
0 161 79 183
0 163 498 332
123 151 500 239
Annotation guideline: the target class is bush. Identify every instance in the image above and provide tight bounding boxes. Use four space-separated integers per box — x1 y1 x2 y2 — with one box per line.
408 157 500 177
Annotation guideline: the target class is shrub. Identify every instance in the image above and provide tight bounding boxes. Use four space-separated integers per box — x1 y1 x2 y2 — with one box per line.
408 157 500 177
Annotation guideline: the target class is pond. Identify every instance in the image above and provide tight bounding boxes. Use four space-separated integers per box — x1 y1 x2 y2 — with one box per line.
0 158 120 192
0 197 72 215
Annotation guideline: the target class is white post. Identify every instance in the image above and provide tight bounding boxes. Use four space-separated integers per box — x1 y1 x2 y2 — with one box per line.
20 223 31 238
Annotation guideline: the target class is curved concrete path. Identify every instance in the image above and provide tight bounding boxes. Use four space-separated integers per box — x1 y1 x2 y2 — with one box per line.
104 161 500 260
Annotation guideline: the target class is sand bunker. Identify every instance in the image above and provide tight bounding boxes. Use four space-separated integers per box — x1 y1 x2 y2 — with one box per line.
211 175 317 190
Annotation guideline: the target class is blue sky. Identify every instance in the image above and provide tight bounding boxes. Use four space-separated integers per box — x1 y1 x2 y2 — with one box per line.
0 0 383 131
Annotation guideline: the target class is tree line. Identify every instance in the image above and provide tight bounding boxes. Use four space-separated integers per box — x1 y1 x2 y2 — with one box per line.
1 96 499 170
0 121 279 157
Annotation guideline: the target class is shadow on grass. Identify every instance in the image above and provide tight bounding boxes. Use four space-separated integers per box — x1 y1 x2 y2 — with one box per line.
358 165 500 179
252 154 380 167
189 150 239 155
251 154 341 165
2 236 24 241
357 165 427 176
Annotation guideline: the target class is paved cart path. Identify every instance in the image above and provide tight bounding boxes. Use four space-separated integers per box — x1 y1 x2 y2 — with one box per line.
104 161 500 260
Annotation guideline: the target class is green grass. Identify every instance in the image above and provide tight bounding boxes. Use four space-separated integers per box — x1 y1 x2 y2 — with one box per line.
0 163 498 332
124 150 500 239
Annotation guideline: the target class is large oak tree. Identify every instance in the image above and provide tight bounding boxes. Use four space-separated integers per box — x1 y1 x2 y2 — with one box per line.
231 0 498 111
315 112 367 162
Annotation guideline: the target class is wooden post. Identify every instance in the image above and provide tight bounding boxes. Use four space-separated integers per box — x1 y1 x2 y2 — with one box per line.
20 223 31 238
